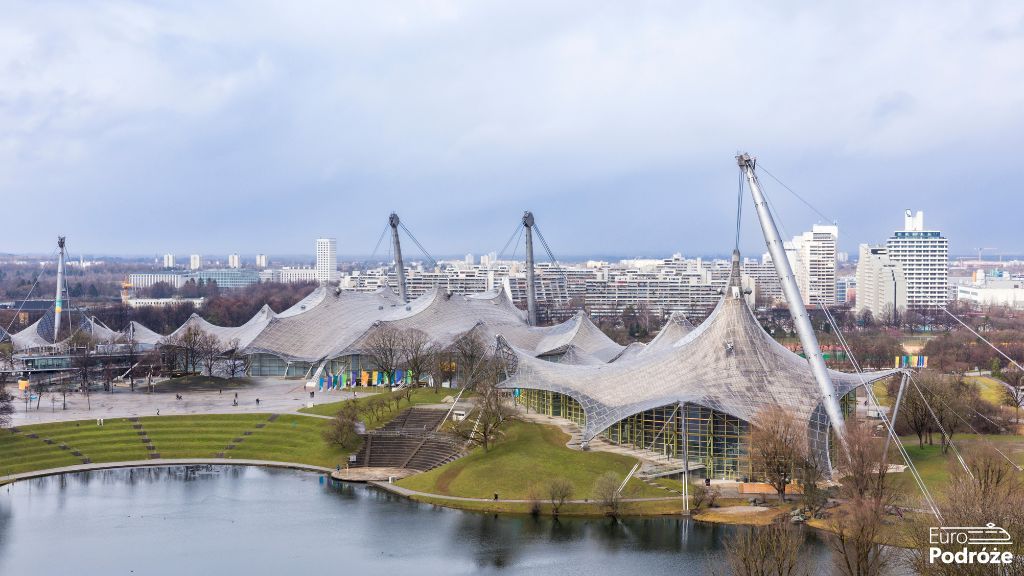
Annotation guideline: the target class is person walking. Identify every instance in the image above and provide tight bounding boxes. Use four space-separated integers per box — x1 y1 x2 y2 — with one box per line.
256 398 260 406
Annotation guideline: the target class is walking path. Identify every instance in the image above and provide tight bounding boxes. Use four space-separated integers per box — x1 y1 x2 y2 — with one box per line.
0 458 335 486
372 481 684 504
10 378 376 425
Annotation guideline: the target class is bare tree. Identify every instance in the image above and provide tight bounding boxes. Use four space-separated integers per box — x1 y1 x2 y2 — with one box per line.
196 331 223 377
427 345 456 392
0 342 13 388
453 330 490 390
162 324 204 375
323 400 364 451
0 383 14 428
453 379 516 452
223 338 249 379
69 331 96 410
592 471 622 517
906 446 1024 576
750 406 806 501
829 419 900 576
546 478 573 516
724 522 809 576
364 324 402 386
123 330 139 392
400 329 432 387
828 498 893 576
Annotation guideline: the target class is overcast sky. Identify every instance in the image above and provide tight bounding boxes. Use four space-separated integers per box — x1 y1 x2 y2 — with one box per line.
2 2 1022 260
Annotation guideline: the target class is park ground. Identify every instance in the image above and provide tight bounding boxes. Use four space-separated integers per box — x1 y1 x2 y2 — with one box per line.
4 377 1024 522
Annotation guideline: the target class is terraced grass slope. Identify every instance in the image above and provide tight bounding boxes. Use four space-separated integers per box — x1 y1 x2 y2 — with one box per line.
0 413 349 478
397 421 663 499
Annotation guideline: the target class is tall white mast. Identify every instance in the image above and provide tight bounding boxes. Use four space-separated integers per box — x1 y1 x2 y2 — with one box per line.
522 211 537 326
737 153 849 457
389 213 408 303
54 236 66 343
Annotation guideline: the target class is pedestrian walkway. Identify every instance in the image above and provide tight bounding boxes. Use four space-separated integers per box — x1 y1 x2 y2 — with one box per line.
372 480 683 504
0 458 334 486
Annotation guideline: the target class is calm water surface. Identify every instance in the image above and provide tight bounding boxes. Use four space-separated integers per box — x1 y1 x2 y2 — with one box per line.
0 466 834 575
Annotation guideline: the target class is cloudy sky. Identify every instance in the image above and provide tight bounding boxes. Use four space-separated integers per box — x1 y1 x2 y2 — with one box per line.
2 1 1022 260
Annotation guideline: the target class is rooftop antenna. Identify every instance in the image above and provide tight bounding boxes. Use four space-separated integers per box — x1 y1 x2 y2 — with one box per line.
522 211 537 326
389 213 408 303
737 153 850 460
54 236 67 342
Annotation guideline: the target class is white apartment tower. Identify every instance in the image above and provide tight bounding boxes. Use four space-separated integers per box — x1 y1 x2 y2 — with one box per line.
855 244 908 321
785 224 838 307
189 254 202 270
255 254 268 269
162 253 175 268
885 210 948 310
316 238 338 284
228 253 241 269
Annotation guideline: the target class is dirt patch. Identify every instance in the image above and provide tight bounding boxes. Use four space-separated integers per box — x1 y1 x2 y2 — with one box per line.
434 463 464 495
694 505 785 526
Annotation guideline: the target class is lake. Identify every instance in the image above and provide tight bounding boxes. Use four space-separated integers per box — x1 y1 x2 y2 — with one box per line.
0 465 835 575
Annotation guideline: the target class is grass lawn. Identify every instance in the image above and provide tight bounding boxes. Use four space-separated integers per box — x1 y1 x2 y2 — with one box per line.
397 420 663 500
966 375 1009 405
299 388 454 426
872 381 892 406
0 413 349 478
894 433 1024 506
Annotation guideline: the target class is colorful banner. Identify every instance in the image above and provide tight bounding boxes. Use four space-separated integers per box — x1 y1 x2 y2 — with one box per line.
361 371 369 386
894 355 928 368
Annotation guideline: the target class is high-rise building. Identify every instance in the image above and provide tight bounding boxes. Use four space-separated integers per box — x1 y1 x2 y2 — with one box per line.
162 254 175 268
465 253 474 266
228 253 241 269
316 238 338 284
855 245 907 321
836 276 856 305
256 254 268 269
783 224 838 307
189 254 202 270
885 210 948 310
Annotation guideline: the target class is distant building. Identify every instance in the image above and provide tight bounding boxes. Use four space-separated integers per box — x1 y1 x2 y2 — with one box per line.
957 276 1024 309
189 254 202 270
125 297 204 309
279 267 318 283
228 253 241 269
786 224 838 307
885 210 948 310
191 269 259 289
129 269 259 291
162 254 175 268
855 245 907 321
255 254 268 269
129 272 185 290
836 276 856 305
316 238 338 284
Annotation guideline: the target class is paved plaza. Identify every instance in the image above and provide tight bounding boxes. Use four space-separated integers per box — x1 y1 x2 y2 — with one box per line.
9 377 375 425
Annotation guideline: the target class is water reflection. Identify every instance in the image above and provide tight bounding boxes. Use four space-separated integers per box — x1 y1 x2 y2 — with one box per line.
0 466 833 576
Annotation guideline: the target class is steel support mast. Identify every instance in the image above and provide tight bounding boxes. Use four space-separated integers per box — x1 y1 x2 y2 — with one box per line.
522 211 537 326
54 236 66 342
737 153 849 456
389 213 408 303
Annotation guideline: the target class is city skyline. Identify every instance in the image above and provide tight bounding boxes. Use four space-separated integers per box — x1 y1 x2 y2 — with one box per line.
2 3 1023 256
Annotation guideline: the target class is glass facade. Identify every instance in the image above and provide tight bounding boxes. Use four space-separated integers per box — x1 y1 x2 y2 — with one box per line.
518 389 859 480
